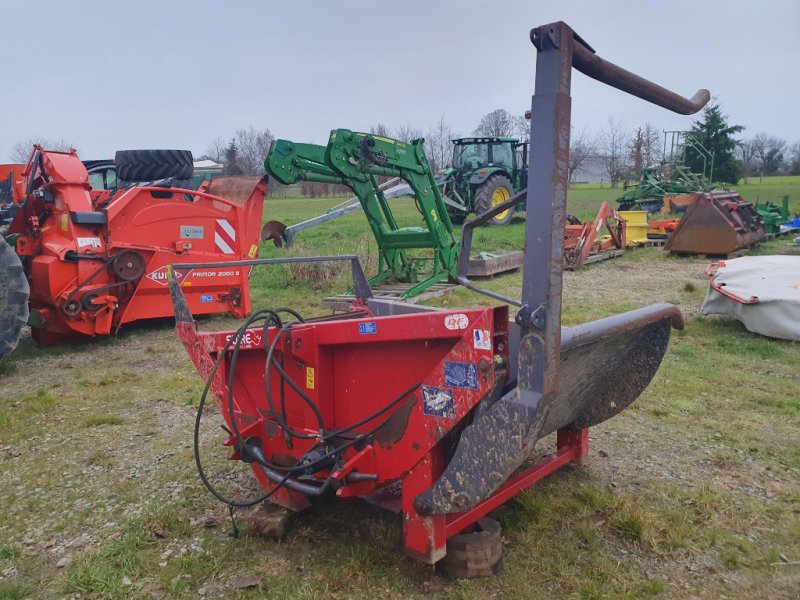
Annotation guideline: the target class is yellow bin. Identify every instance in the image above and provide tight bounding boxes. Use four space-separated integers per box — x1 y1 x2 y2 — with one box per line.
619 210 649 245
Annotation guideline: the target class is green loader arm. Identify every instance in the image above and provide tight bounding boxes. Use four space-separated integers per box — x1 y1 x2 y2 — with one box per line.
265 130 458 297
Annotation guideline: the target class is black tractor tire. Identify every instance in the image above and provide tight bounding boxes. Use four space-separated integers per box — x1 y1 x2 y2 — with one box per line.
438 517 503 579
115 149 193 183
0 236 29 356
473 175 515 226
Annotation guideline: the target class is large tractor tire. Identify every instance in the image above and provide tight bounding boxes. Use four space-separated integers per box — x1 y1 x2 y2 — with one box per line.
0 236 29 356
473 175 515 226
115 149 193 182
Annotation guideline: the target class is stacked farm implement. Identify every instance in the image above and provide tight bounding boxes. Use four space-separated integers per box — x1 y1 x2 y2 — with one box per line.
171 20 706 574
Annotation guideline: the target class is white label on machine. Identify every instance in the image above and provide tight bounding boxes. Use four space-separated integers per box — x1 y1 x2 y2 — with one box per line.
215 219 236 254
473 329 491 350
181 225 204 239
77 237 102 249
443 313 469 330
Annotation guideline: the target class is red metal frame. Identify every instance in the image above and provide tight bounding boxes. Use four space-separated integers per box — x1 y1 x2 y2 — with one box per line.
176 303 590 563
563 201 626 269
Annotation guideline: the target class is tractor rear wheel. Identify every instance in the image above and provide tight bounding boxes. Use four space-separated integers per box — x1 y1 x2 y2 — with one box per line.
115 149 193 183
0 236 29 356
474 175 515 225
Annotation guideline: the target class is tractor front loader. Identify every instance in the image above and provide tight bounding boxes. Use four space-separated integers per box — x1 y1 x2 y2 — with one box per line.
171 20 707 570
1 146 266 347
263 132 458 298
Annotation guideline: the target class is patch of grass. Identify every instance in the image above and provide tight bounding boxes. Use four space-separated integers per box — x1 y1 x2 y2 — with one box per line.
0 584 33 600
62 520 157 597
0 545 20 561
81 414 125 428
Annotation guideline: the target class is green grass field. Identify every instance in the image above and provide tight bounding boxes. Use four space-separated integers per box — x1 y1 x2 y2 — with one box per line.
0 176 798 599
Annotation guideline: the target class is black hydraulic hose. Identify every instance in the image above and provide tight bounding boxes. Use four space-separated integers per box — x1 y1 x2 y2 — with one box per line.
194 321 288 507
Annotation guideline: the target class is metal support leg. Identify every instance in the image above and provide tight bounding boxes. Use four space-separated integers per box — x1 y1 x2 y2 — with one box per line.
402 452 447 564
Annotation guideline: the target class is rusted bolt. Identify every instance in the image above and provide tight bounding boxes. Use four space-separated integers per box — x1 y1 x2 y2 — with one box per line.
478 357 492 377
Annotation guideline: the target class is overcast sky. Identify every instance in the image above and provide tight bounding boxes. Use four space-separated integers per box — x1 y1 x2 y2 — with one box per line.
1 0 797 161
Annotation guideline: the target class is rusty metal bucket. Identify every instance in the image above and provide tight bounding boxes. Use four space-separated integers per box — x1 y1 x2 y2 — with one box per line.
665 191 765 256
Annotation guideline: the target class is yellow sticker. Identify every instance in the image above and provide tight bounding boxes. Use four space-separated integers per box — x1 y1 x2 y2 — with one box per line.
431 209 437 222
61 213 69 231
306 366 315 390
248 244 259 259
371 135 395 145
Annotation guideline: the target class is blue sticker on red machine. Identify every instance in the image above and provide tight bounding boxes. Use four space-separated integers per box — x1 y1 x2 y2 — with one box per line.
200 294 213 303
358 321 377 335
422 385 455 419
443 361 478 390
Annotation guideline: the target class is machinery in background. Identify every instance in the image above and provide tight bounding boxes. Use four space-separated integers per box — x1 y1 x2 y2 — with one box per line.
436 136 528 225
262 131 458 298
755 196 791 235
1 146 266 348
563 202 626 269
171 20 705 574
665 191 765 257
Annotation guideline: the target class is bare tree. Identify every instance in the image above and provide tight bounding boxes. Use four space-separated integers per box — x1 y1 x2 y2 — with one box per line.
601 119 630 188
628 123 661 173
369 123 391 137
473 109 518 137
568 127 598 184
788 141 800 176
394 124 423 143
752 132 787 175
424 115 456 172
10 137 76 162
513 115 530 142
201 136 227 164
736 138 758 180
234 127 274 175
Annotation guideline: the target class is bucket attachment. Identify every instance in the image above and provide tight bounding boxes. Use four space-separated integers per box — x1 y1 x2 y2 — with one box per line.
413 303 682 514
665 191 765 256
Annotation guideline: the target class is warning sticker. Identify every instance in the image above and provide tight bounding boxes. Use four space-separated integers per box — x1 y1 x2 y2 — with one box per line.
422 385 454 419
306 366 315 390
473 329 491 350
444 361 478 390
248 244 259 258
77 237 102 249
443 313 469 330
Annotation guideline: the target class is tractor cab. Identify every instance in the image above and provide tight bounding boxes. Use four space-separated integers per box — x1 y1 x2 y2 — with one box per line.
440 137 528 225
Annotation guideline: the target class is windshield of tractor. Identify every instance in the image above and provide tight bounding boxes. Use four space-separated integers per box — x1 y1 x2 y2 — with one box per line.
491 143 513 169
453 143 489 170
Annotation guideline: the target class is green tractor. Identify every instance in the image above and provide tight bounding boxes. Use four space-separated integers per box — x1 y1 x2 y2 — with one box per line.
436 137 528 225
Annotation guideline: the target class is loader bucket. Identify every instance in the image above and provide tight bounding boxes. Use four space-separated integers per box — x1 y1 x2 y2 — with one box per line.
414 303 682 514
665 191 766 256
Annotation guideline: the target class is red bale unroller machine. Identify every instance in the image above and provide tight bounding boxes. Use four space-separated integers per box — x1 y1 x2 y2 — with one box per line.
0 147 265 350
170 22 707 572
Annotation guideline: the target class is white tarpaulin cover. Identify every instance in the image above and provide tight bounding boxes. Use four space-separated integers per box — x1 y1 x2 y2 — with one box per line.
702 255 800 341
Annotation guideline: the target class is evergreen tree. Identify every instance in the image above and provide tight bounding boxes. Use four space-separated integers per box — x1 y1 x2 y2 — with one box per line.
224 138 243 175
684 104 743 184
